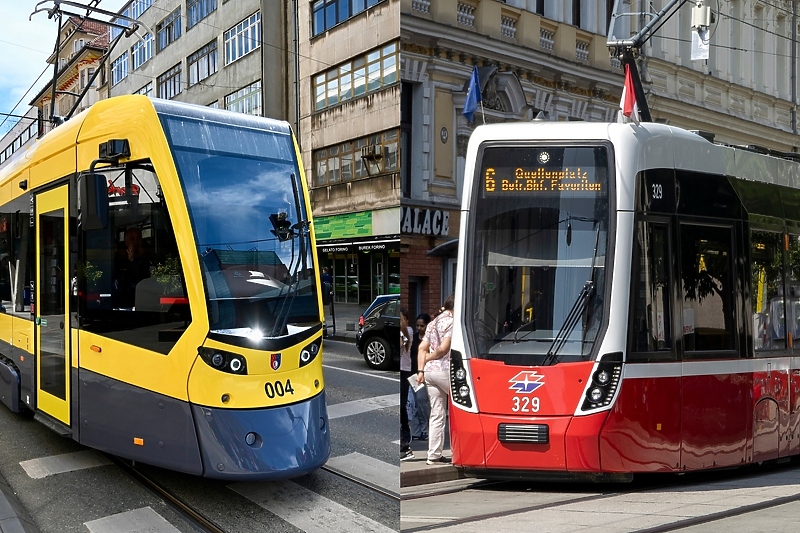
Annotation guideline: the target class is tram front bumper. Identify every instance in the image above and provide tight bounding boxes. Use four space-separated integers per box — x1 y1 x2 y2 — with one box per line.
192 391 330 480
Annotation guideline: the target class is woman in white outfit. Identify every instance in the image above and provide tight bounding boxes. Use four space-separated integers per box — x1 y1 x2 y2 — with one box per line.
416 294 454 465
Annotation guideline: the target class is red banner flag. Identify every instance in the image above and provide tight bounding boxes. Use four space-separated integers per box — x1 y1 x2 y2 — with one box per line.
620 63 640 124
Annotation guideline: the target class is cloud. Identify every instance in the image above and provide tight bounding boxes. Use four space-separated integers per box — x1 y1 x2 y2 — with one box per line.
0 1 127 134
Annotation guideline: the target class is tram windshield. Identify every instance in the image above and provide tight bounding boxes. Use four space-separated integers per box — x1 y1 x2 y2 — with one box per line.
160 111 319 339
466 144 611 365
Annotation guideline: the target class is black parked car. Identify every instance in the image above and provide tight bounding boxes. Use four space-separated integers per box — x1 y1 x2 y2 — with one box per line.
356 294 400 370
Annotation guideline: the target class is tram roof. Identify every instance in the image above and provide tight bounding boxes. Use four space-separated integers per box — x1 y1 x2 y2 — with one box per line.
0 96 294 200
465 121 800 189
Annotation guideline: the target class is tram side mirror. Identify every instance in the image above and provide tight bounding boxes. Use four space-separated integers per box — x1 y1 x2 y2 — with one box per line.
269 212 293 242
78 172 109 230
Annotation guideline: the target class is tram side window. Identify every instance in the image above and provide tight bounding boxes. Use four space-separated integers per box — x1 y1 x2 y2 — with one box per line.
751 230 786 353
786 234 800 351
79 162 191 354
680 224 735 353
629 221 674 360
0 210 34 317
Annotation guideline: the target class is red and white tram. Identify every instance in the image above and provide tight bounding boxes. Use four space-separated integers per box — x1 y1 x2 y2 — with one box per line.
450 121 800 480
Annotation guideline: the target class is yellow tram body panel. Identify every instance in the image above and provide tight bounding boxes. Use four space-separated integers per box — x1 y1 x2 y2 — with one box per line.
188 336 326 409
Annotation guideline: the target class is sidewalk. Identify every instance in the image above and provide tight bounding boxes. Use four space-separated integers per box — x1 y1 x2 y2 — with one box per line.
0 472 37 533
400 415 463 490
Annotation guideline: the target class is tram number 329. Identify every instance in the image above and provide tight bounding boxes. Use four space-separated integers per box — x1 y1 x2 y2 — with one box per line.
265 379 295 398
511 396 540 413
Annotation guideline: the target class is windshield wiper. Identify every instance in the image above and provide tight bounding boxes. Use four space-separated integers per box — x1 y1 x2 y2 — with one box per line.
542 226 601 366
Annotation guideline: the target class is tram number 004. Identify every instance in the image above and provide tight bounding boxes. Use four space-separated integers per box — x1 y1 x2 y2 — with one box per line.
265 379 295 398
511 396 540 413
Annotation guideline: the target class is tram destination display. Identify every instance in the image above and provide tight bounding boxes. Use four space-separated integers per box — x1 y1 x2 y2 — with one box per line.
479 145 608 197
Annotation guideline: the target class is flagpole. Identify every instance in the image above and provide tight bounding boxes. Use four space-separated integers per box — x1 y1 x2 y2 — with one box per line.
480 100 485 125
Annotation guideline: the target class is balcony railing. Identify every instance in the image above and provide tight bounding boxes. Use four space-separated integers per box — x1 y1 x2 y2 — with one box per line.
457 2 476 27
540 28 554 51
501 14 517 38
412 0 430 13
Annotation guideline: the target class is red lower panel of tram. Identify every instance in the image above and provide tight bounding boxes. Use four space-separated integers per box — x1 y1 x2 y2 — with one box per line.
452 361 800 475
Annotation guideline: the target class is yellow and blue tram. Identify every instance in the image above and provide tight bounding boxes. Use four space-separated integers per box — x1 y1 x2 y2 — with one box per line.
0 95 329 479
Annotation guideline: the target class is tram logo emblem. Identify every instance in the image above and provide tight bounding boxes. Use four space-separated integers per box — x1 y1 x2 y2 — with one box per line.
508 371 545 394
270 353 281 370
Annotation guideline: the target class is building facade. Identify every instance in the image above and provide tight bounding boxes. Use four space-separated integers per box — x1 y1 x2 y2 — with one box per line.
0 108 39 171
107 0 297 131
400 0 800 317
29 17 110 137
299 0 401 305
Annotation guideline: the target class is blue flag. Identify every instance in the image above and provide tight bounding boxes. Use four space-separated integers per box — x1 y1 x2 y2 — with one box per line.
463 66 481 123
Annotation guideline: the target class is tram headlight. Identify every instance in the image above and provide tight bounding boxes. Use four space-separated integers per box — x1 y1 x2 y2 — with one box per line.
198 347 249 375
449 349 473 409
588 387 603 402
299 338 322 368
580 358 623 412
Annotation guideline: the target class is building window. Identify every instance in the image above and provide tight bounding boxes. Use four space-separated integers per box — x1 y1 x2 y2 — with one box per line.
188 40 218 86
157 63 182 99
208 100 220 108
312 129 399 186
224 12 261 65
111 52 129 86
135 82 153 96
73 39 84 53
111 7 130 40
88 68 95 87
313 42 397 111
187 0 217 29
312 0 384 36
157 8 182 52
131 0 153 18
132 33 154 70
224 80 262 115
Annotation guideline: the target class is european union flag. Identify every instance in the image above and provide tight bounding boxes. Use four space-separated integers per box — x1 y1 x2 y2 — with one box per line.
463 66 481 123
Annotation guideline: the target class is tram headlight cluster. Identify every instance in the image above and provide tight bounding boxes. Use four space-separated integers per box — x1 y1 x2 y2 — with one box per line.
299 338 322 368
580 358 622 412
198 347 248 375
449 350 473 408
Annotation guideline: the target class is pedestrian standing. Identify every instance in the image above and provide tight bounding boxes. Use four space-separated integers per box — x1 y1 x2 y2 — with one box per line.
416 295 454 465
400 308 415 461
410 313 431 440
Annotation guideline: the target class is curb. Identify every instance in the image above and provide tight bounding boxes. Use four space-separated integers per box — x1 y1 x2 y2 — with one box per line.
400 464 464 488
0 474 38 533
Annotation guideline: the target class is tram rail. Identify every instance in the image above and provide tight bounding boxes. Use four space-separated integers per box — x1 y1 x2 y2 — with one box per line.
107 454 226 533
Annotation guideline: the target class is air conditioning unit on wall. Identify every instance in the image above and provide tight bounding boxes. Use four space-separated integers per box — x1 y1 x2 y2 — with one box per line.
361 144 381 160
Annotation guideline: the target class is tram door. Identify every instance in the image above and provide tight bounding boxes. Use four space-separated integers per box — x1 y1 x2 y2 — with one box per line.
35 185 70 426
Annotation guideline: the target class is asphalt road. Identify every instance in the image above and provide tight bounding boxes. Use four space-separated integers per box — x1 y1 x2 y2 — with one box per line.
0 338 400 533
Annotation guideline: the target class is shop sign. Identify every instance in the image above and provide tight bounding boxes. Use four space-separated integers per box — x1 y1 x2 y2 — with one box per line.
401 207 449 236
320 244 350 253
358 243 387 251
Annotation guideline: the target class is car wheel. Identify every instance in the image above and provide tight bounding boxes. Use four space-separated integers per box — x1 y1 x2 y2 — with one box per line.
363 336 392 370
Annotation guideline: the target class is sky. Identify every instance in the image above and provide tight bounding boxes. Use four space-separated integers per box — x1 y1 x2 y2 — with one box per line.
0 0 128 135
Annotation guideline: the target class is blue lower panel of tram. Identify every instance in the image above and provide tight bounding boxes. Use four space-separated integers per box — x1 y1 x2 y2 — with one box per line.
78 369 329 479
192 391 330 480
